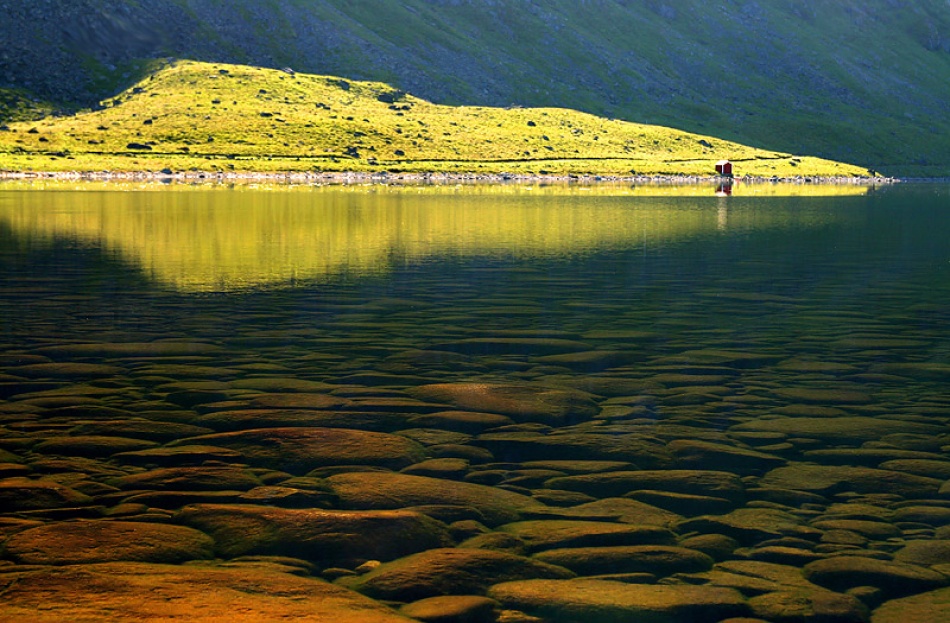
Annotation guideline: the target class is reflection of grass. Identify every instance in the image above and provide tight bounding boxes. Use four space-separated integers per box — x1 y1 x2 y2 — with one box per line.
0 186 844 293
0 178 875 197
0 60 870 178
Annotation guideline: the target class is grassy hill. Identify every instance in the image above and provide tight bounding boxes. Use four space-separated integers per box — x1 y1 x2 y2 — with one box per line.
1 0 948 176
0 60 869 177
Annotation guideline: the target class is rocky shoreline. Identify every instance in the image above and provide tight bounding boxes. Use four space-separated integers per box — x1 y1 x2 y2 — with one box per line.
0 168 902 187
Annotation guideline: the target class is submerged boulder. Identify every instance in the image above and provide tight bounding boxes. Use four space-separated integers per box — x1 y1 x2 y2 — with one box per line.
176 503 452 565
341 548 575 602
0 562 416 622
172 427 427 473
488 579 749 623
410 383 598 426
0 476 93 511
804 556 949 599
2 520 214 565
326 471 545 526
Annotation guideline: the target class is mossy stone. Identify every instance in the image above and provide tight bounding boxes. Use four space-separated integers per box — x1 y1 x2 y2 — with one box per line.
2 520 214 564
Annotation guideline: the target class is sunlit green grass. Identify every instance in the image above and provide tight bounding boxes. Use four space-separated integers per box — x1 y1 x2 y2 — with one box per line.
0 60 872 178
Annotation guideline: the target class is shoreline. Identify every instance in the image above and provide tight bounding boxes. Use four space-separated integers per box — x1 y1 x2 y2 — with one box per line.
0 169 904 186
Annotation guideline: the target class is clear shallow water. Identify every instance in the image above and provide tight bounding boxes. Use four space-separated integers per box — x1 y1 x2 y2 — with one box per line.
1 182 950 621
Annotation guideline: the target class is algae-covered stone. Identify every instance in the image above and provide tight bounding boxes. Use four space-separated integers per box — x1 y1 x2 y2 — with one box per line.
399 595 500 623
409 410 516 433
173 427 427 473
327 471 544 526
112 444 245 466
748 589 869 623
248 393 353 410
427 338 592 357
880 459 950 480
545 469 746 501
2 520 214 564
676 508 815 546
804 556 949 599
892 506 950 527
729 417 946 445
668 439 785 475
760 464 942 498
809 519 901 539
195 408 413 432
488 579 749 623
34 435 158 457
770 387 872 404
549 497 682 527
0 476 93 510
341 548 575 602
475 432 673 467
12 362 126 378
533 545 714 577
894 540 950 567
109 465 263 491
70 419 214 442
33 341 223 359
0 562 416 622
176 503 451 565
410 383 598 426
533 350 638 372
870 586 950 623
626 490 736 516
497 520 675 553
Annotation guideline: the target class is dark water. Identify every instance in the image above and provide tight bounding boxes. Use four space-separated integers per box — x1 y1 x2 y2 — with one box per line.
1 182 949 621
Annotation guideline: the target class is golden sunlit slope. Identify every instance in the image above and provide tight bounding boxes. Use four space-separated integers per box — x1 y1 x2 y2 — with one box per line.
0 60 871 178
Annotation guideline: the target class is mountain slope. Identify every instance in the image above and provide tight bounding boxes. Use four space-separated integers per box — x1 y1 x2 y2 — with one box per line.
1 0 948 175
0 60 869 177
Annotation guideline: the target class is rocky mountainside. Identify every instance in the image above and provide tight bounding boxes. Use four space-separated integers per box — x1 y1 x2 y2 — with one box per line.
2 0 949 175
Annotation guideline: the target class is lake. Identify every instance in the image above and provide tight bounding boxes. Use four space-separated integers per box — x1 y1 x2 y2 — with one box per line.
1 181 949 622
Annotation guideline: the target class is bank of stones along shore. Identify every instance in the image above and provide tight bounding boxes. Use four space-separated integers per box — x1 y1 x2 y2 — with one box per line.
1 338 949 622
0 169 899 186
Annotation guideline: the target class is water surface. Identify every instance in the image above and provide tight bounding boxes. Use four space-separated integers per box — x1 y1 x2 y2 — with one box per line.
1 182 949 621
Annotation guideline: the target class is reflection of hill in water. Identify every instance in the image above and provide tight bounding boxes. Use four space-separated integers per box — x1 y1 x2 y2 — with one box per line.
0 184 854 292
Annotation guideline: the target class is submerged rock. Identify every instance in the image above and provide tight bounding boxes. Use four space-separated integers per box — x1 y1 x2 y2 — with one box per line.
176 503 452 565
748 589 869 623
34 435 158 457
475 431 673 467
341 547 575 602
545 469 746 501
729 417 946 446
410 383 598 426
496 520 675 553
488 579 749 623
804 556 949 599
759 464 943 498
870 586 950 623
399 595 500 623
2 520 214 564
532 544 715 577
327 471 545 526
108 465 263 491
172 427 427 472
0 476 93 510
0 562 416 622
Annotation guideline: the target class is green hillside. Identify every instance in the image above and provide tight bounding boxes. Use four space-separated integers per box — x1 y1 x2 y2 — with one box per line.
0 60 869 177
1 1 948 175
